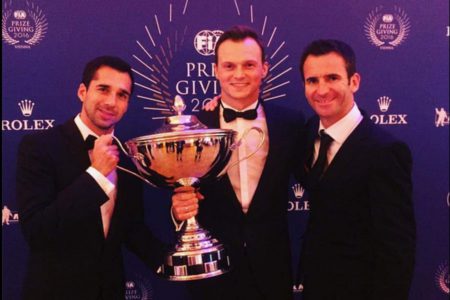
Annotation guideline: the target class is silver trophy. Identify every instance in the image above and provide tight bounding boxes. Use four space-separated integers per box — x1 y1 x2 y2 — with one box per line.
115 95 264 281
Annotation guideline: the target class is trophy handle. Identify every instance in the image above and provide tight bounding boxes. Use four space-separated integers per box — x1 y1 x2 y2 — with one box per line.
223 126 266 173
111 135 158 187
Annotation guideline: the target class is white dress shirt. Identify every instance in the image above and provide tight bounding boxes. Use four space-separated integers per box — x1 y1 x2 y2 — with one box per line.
220 100 269 213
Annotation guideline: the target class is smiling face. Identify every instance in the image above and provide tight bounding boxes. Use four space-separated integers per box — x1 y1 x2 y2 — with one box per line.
78 66 131 135
214 37 268 110
303 52 360 128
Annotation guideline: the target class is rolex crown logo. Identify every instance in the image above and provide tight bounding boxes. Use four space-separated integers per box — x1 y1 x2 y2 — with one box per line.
377 96 392 112
18 99 35 117
292 183 305 199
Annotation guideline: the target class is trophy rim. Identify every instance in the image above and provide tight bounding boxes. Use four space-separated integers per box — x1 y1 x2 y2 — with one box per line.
126 128 236 144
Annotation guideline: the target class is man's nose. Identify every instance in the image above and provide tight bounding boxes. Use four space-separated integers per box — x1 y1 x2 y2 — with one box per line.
233 66 245 78
316 81 329 95
104 93 117 105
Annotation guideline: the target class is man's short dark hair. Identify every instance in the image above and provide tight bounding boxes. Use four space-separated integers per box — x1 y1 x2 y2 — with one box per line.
214 25 265 64
299 39 356 82
82 56 135 94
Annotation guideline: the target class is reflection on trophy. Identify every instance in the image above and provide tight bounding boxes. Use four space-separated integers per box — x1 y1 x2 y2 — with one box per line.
115 95 264 281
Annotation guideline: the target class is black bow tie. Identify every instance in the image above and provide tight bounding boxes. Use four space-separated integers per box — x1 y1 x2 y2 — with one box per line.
221 101 260 123
85 135 97 150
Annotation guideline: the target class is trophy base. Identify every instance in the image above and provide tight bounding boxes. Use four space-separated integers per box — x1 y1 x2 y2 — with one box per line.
159 223 231 281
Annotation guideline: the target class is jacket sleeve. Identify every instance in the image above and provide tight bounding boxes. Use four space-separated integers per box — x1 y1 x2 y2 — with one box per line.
368 141 416 299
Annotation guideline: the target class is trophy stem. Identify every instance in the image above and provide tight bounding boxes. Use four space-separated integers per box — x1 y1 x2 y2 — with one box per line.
159 196 231 280
185 216 200 232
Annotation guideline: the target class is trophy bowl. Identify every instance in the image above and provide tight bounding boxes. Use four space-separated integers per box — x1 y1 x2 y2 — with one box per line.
125 129 236 189
116 96 264 281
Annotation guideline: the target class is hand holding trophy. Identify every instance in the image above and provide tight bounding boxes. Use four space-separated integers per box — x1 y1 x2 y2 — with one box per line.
114 95 264 281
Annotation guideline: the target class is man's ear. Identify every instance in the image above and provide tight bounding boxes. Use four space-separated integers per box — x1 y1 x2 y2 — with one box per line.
262 61 269 78
77 83 87 103
214 64 219 80
350 73 361 93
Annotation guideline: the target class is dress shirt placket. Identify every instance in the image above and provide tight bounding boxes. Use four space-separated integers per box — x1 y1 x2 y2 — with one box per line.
236 118 250 212
101 170 117 237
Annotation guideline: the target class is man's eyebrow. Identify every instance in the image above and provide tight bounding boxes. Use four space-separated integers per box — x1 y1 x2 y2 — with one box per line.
120 89 131 96
95 83 110 89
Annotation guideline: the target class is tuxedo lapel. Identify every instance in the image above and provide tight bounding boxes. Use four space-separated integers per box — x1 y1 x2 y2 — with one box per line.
319 116 372 183
304 118 319 173
60 119 91 173
246 102 281 214
198 107 243 213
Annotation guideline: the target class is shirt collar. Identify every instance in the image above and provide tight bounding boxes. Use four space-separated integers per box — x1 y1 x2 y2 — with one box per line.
319 103 363 144
74 114 114 140
221 99 259 111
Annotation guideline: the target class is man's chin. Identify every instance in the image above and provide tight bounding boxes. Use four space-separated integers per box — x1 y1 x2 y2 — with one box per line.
95 122 115 133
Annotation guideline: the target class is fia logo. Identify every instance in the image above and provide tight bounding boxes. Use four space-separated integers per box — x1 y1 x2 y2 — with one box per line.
2 0 48 49
124 274 153 300
288 183 309 211
435 108 449 127
2 206 19 226
370 96 408 125
2 99 55 131
365 6 410 50
194 30 223 56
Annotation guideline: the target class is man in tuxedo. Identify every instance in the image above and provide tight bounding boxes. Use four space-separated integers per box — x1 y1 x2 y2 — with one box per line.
296 39 416 299
16 56 165 300
171 26 305 299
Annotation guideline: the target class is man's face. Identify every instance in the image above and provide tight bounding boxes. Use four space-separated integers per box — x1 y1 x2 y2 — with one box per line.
303 52 360 128
214 37 268 109
78 66 131 135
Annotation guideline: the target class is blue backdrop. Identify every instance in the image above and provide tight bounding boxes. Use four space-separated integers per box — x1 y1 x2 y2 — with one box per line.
2 0 449 299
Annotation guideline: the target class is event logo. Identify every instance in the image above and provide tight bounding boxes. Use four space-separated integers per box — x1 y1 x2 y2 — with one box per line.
2 99 55 131
131 1 292 120
288 183 309 211
365 6 410 50
370 96 408 125
435 107 449 127
2 0 48 49
2 205 19 226
435 261 449 295
194 30 223 56
125 274 153 300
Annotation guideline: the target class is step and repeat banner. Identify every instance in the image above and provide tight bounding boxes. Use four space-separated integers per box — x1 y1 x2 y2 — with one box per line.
2 0 449 299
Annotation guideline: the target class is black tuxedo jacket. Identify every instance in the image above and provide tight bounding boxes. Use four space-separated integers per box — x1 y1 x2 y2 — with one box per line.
298 113 416 300
16 119 165 300
192 101 305 299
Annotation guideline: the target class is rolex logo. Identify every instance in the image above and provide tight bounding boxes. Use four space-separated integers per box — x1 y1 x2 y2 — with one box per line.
3 99 55 131
377 96 392 112
18 99 35 117
371 95 408 125
292 183 305 199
